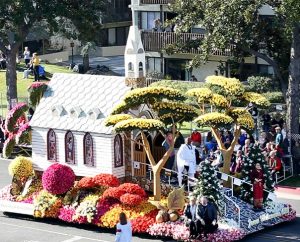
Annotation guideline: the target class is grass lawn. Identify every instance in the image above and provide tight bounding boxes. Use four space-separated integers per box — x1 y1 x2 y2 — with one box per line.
279 175 300 187
0 63 72 116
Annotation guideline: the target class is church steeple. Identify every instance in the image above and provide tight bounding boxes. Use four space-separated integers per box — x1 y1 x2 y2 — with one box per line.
124 0 146 88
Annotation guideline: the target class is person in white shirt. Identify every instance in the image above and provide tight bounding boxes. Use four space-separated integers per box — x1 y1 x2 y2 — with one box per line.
115 212 132 242
177 137 197 187
23 47 31 66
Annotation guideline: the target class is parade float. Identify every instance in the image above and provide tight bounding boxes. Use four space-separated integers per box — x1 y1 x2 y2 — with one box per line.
0 8 296 241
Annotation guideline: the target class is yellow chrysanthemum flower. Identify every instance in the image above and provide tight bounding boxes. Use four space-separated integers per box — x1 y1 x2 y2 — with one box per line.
206 76 245 96
8 156 33 178
105 114 133 126
243 92 271 107
186 88 213 102
114 118 165 132
210 94 229 108
194 112 233 126
111 101 131 115
124 86 185 103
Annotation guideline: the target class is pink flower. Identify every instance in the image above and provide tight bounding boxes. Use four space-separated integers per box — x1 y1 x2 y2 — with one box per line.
42 163 75 195
58 206 76 223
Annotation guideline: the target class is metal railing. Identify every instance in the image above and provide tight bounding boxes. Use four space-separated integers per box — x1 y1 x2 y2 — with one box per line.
140 0 174 4
141 31 234 56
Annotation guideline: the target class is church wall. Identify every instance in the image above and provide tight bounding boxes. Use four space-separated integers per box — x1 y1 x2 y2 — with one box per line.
31 128 116 177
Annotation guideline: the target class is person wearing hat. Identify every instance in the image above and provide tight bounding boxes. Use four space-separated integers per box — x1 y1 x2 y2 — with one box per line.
184 195 198 238
275 126 283 149
191 128 202 148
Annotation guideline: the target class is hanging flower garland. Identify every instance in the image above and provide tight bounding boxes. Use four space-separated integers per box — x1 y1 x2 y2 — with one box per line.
5 103 28 133
28 82 48 107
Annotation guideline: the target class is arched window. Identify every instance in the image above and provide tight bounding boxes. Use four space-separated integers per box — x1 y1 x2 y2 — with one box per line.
47 129 57 161
139 62 143 71
83 133 94 166
128 62 134 71
114 134 123 167
65 131 75 164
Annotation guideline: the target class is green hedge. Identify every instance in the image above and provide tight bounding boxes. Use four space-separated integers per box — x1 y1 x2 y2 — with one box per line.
262 92 284 103
150 80 204 94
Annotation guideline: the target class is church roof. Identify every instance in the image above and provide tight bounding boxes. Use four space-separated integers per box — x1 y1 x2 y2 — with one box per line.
30 73 131 135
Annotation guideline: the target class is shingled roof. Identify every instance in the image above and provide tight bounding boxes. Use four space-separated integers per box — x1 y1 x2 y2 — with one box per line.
30 73 131 135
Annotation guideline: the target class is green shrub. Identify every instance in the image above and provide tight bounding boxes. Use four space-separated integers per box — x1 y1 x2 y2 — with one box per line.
262 92 284 103
150 80 204 94
247 76 273 93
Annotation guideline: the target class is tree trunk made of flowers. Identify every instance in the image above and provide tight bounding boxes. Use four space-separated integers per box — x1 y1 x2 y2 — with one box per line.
141 131 175 201
6 50 18 109
287 23 300 137
212 126 240 175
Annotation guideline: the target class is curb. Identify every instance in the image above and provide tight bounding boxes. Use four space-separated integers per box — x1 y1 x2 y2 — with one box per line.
275 185 300 196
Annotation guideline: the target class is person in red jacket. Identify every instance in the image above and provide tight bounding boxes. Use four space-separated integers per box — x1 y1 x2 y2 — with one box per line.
191 129 202 147
269 150 282 182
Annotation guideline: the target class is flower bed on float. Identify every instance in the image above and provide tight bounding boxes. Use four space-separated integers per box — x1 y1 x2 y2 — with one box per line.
0 157 297 242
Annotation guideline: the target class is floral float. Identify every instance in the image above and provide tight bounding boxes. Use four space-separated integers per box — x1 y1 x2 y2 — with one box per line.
0 157 297 242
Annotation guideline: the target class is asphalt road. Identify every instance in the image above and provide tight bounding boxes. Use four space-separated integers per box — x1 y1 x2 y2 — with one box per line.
0 159 299 242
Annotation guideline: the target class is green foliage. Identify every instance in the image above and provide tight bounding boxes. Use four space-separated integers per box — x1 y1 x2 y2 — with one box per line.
247 76 274 93
240 146 274 203
150 80 204 95
28 82 48 107
193 160 222 205
262 92 284 103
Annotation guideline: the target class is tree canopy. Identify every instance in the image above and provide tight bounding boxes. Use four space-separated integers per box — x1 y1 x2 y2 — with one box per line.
0 0 107 107
170 0 300 135
106 86 198 201
187 75 270 174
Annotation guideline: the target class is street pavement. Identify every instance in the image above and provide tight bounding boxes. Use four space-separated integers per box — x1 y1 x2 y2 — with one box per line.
0 158 299 242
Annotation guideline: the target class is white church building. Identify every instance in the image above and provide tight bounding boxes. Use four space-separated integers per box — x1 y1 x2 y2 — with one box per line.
30 5 147 178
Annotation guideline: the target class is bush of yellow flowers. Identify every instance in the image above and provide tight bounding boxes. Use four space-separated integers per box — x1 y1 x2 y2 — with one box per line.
114 118 165 132
8 156 33 179
105 114 132 126
195 112 233 127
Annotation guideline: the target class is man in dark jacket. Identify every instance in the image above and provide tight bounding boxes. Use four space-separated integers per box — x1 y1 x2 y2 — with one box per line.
183 196 198 238
196 196 218 236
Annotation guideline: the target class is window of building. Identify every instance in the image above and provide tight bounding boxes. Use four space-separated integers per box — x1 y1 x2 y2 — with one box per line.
83 133 94 167
141 12 160 30
47 129 57 161
65 131 75 164
139 62 143 71
114 134 123 167
147 57 162 73
128 62 134 71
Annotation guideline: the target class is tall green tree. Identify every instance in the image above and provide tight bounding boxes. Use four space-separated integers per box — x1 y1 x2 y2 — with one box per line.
170 0 300 135
0 0 107 108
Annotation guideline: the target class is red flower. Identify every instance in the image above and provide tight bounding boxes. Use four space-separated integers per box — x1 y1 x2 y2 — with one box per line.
120 194 144 206
102 187 126 200
118 183 147 198
93 174 119 187
132 210 158 233
77 177 95 189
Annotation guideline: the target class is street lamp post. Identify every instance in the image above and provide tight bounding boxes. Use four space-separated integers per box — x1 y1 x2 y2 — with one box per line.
70 40 75 68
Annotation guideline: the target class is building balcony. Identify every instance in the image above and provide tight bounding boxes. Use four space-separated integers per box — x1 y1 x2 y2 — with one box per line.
140 0 174 4
141 31 234 56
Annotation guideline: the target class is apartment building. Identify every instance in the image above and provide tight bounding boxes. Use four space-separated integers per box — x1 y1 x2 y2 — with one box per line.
130 0 275 81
